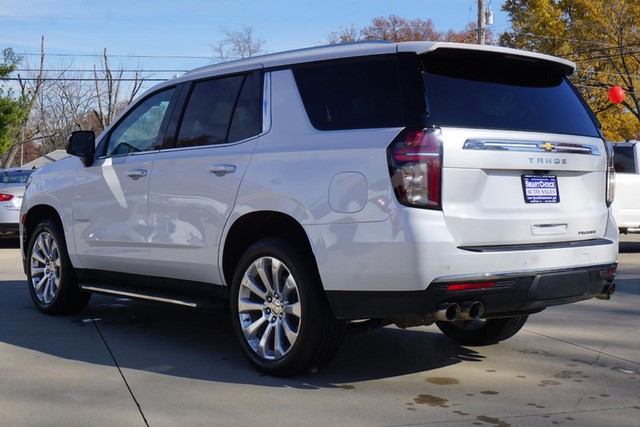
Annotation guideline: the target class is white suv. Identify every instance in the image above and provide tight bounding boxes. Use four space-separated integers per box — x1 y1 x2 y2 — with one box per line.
21 41 618 376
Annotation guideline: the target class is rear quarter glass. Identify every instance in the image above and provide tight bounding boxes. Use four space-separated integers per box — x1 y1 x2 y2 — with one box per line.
292 56 405 131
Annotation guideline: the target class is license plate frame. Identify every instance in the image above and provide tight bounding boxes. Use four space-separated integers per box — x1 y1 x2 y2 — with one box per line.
522 174 560 204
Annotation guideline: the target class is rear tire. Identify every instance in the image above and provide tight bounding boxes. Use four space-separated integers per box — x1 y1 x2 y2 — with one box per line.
230 238 342 376
436 315 528 346
26 219 90 315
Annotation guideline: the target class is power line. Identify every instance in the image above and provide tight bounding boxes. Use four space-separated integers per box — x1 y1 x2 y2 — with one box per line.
18 52 212 60
13 68 188 73
2 77 168 82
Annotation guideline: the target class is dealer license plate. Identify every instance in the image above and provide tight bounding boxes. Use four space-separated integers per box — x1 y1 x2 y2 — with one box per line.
522 174 560 204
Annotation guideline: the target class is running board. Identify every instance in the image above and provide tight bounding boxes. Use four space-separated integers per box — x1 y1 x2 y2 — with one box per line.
80 283 206 308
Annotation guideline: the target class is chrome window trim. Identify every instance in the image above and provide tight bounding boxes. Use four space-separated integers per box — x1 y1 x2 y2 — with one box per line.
262 72 272 135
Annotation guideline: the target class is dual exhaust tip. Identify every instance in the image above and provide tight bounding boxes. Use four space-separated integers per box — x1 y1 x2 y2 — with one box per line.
434 301 484 322
433 283 614 322
434 282 615 321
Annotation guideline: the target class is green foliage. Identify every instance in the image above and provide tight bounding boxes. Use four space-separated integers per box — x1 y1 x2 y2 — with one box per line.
501 0 640 141
0 48 29 153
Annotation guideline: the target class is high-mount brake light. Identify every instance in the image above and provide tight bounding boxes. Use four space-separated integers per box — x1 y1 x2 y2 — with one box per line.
388 128 443 209
447 281 496 292
0 194 14 202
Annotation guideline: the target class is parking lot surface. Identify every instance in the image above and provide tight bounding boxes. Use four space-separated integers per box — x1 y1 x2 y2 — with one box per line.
0 237 639 427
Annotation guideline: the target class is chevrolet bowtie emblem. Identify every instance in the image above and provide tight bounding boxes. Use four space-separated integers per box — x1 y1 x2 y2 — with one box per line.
540 142 556 151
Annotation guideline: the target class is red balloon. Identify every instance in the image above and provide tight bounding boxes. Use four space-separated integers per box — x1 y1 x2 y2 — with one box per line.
608 86 625 104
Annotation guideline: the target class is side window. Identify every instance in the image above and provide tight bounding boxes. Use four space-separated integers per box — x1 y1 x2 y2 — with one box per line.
613 146 637 173
176 75 248 148
292 57 404 131
106 88 175 157
228 73 262 143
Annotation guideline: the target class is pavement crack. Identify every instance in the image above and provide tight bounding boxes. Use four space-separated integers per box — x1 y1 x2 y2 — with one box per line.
88 307 150 427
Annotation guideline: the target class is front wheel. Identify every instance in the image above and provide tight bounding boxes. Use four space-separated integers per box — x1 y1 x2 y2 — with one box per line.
436 315 528 346
26 219 90 315
230 238 342 376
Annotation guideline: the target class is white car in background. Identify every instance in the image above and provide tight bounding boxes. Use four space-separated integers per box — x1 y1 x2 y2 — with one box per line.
0 168 34 238
20 41 618 376
611 141 640 233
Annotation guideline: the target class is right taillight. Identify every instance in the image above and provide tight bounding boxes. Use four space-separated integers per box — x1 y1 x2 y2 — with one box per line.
388 128 443 209
605 140 615 207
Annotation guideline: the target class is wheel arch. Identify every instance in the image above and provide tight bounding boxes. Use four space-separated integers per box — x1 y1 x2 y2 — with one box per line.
221 211 320 289
22 205 65 259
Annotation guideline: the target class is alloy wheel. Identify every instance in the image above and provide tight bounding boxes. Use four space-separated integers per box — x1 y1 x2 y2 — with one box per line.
30 231 61 305
237 256 302 361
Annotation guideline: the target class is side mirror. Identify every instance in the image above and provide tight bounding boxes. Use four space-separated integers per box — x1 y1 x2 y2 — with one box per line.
67 131 96 167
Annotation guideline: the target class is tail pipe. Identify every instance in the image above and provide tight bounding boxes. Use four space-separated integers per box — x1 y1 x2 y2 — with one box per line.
433 303 461 322
459 301 484 321
596 283 615 300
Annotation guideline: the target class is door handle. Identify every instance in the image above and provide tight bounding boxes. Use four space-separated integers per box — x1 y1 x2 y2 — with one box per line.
126 169 148 179
210 165 237 176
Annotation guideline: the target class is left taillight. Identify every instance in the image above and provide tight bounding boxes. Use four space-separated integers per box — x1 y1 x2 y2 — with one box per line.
388 128 443 209
0 194 14 202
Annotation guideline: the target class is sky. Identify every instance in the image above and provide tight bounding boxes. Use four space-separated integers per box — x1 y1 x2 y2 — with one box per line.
1 0 509 91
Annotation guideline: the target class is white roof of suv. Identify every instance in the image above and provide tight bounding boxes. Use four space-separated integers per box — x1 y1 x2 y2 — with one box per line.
170 41 576 87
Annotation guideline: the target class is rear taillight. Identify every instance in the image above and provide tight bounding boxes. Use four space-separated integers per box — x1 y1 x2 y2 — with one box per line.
388 128 442 209
0 194 14 202
447 281 496 292
605 140 615 207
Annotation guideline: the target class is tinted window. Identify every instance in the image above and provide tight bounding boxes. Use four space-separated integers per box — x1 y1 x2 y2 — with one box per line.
228 73 262 142
107 88 175 156
177 75 246 147
613 145 637 173
422 51 600 137
0 170 33 184
293 57 404 131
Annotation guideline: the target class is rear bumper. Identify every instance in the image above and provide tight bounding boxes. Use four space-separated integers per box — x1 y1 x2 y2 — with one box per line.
326 262 617 319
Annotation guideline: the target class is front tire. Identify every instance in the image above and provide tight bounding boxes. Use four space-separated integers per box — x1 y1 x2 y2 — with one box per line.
230 238 342 376
26 219 90 315
436 315 528 346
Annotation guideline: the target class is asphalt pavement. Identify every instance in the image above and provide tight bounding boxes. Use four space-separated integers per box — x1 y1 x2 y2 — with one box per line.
0 236 638 427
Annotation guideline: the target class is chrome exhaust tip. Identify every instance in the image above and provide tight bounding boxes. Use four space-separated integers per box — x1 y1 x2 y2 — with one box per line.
596 283 615 300
433 303 461 322
459 301 484 320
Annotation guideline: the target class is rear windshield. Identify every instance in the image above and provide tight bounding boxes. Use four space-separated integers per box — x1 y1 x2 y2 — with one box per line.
613 145 637 173
421 50 600 137
0 170 33 184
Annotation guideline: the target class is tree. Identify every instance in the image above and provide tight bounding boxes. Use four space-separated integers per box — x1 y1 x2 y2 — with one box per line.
93 48 145 132
327 24 361 45
1 38 45 168
443 22 495 44
212 26 266 63
1 40 147 167
361 15 440 42
500 0 640 141
30 65 98 157
327 15 495 45
0 49 27 155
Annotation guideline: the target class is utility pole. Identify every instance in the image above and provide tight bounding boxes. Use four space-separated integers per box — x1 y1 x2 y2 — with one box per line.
478 0 486 45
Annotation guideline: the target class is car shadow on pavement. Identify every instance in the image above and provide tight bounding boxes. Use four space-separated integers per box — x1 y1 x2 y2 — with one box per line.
0 283 482 388
0 238 19 249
